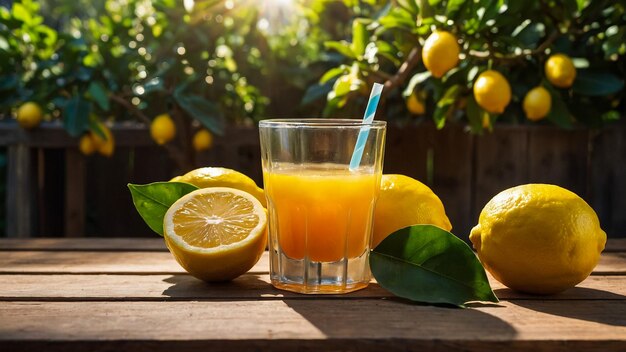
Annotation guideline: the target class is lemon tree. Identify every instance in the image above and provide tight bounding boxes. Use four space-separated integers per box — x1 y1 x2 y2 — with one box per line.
305 0 625 132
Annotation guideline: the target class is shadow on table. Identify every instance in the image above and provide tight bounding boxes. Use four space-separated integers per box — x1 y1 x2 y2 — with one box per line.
161 274 283 299
283 297 517 341
509 287 626 327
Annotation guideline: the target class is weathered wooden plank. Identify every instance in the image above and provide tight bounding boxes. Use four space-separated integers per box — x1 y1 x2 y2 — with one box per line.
64 149 85 237
0 273 624 301
472 129 528 226
6 144 35 237
527 128 590 200
590 127 626 238
0 251 622 275
429 124 475 238
0 300 625 352
383 122 429 182
1 238 624 252
0 238 168 251
0 251 267 274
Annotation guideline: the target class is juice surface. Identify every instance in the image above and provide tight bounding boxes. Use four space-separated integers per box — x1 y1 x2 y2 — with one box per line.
264 163 379 262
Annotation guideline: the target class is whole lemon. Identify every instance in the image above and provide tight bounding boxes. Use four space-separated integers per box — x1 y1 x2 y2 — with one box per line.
545 54 576 88
150 113 176 145
473 70 512 114
193 129 213 151
422 31 460 78
523 86 552 121
372 174 452 248
79 134 96 155
469 184 606 295
16 102 43 129
406 93 425 115
171 167 266 207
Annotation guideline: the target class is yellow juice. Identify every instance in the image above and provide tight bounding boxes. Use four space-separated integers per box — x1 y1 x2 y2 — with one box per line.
264 163 379 262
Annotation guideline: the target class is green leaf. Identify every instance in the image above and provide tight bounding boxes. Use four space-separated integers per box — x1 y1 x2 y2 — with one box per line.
545 87 573 129
403 71 431 97
351 19 368 57
319 66 347 84
88 81 110 111
63 96 90 137
436 84 460 108
128 182 199 236
174 93 225 135
465 95 485 134
370 225 499 307
302 81 334 105
0 74 18 91
324 41 356 59
572 70 624 96
446 0 466 17
379 7 416 30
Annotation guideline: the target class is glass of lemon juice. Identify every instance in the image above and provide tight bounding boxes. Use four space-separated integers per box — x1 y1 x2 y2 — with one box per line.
259 119 386 294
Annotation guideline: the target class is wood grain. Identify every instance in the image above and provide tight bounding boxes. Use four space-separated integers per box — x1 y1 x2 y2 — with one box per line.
0 251 268 274
0 273 624 301
0 300 625 352
472 129 528 226
0 238 168 251
1 238 624 252
591 127 626 238
0 251 623 275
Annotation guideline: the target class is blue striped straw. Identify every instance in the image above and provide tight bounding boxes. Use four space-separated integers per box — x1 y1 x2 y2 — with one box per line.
349 82 384 171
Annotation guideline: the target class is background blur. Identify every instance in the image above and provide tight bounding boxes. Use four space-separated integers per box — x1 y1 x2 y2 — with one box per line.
1 0 625 239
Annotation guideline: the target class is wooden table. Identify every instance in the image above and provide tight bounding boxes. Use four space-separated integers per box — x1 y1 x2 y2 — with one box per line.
1 238 625 351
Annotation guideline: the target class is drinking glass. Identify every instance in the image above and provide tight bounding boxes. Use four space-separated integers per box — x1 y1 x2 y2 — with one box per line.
259 119 386 294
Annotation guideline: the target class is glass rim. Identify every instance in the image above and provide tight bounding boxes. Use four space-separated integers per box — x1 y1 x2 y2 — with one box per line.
259 118 386 128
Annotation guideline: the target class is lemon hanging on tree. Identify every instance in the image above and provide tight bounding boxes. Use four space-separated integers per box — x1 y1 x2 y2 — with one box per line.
79 134 96 155
150 113 176 145
523 86 552 121
473 70 512 114
406 92 425 115
91 123 115 157
193 129 213 151
422 31 460 78
16 102 43 129
545 54 577 88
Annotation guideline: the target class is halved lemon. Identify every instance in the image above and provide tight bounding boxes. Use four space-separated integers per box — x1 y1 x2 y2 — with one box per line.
163 187 267 282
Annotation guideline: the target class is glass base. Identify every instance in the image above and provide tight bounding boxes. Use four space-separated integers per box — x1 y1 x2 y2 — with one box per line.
270 250 370 294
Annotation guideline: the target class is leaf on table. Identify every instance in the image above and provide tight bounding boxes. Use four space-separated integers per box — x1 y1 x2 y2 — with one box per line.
370 224 499 307
128 182 199 236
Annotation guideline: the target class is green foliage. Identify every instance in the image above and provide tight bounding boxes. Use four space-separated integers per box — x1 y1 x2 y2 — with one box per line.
1 0 625 148
0 0 334 168
311 0 626 130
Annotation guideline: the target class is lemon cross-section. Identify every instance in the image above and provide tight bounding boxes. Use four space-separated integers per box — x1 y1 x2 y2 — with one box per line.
163 187 267 282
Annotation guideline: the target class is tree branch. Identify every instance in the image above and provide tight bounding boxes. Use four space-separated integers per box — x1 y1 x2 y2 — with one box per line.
109 93 189 170
468 30 560 62
109 94 152 125
382 47 422 96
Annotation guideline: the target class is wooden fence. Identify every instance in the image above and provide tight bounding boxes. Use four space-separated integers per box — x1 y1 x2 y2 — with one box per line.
1 121 625 239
